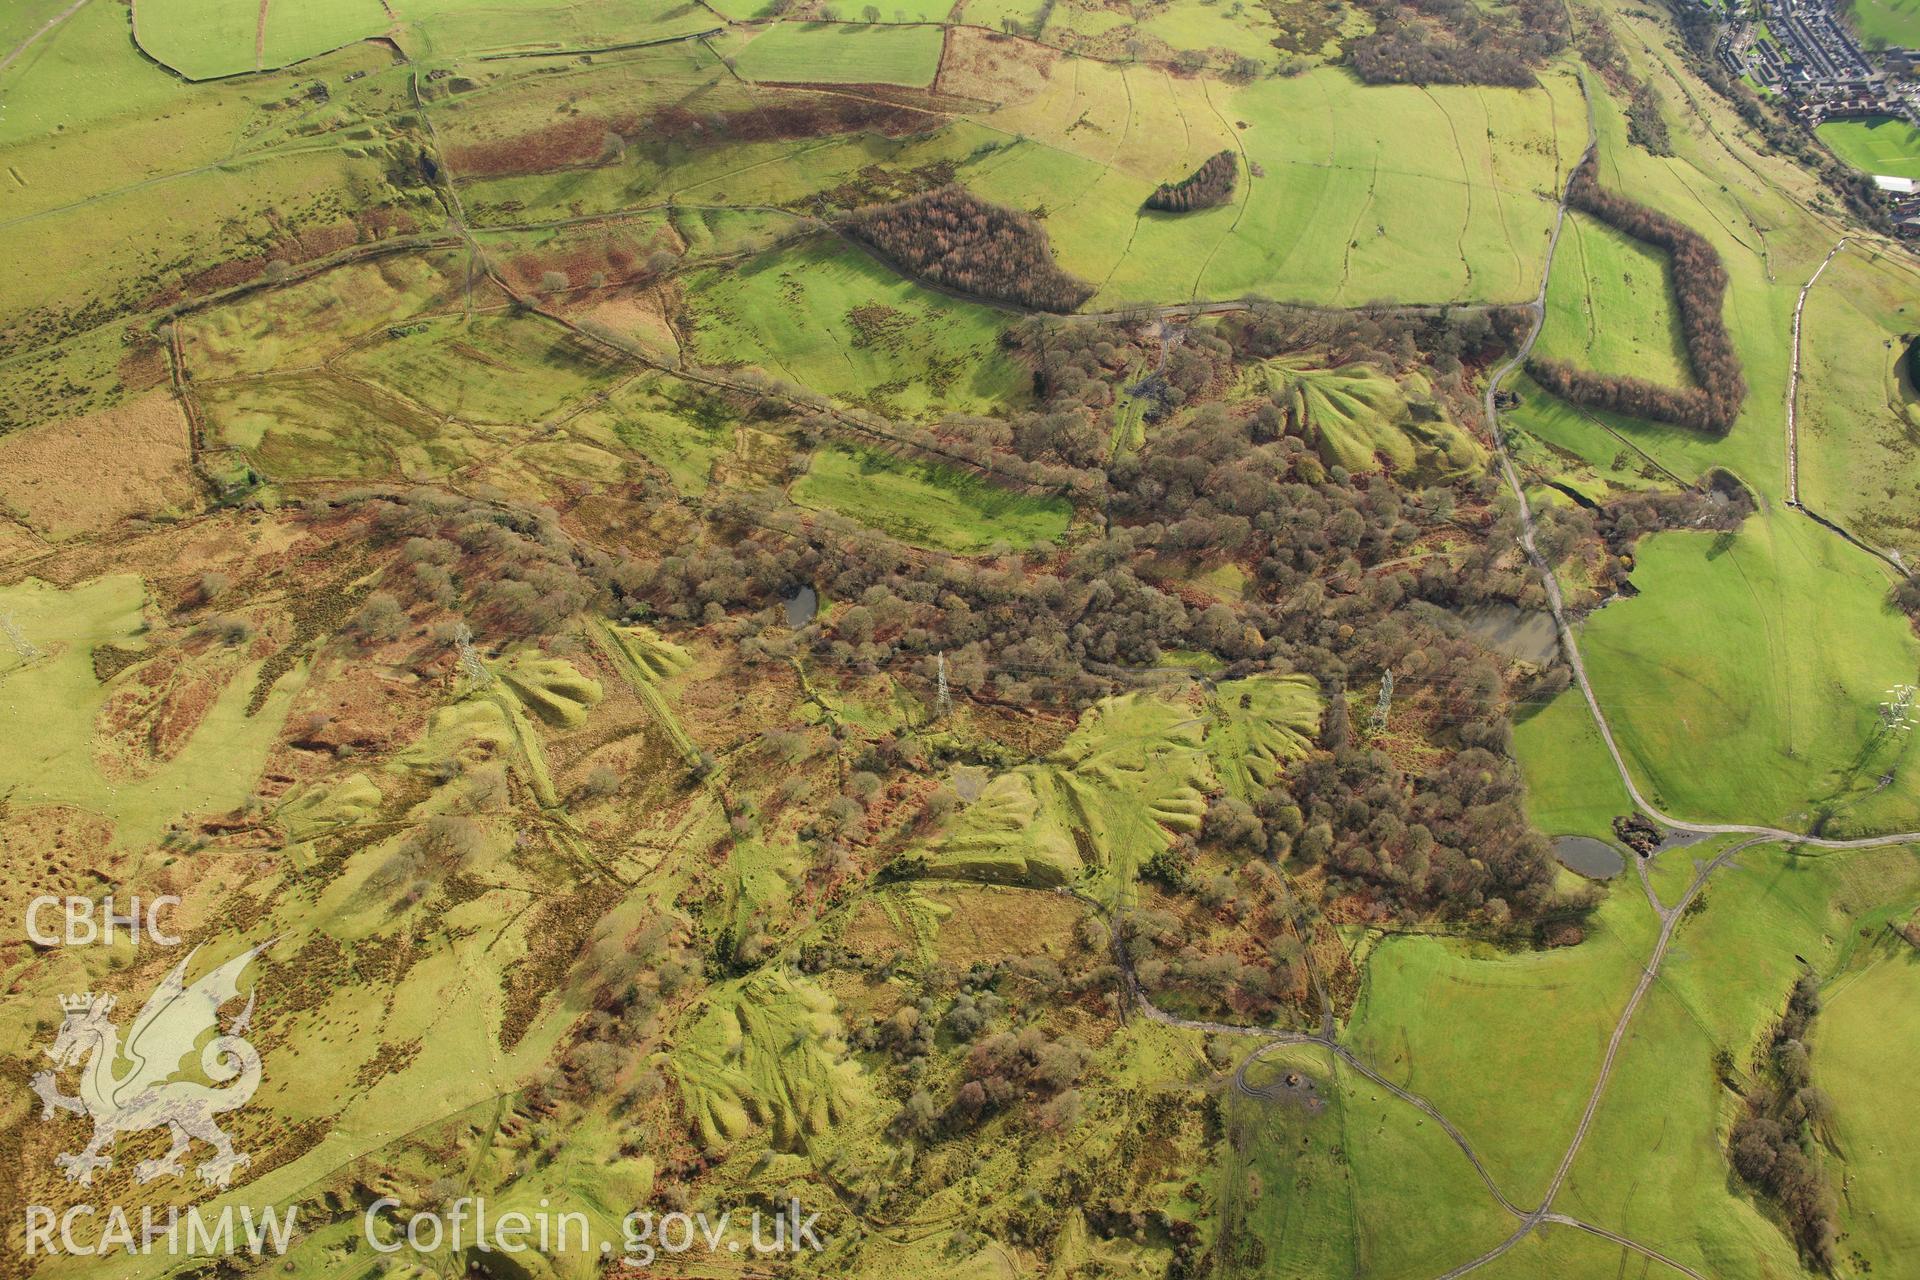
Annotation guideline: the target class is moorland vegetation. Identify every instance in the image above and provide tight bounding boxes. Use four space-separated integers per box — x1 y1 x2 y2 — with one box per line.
1348 0 1570 86
10 1 1920 1275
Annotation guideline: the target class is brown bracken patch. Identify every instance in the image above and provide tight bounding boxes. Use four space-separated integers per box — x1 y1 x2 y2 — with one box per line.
0 390 198 540
937 27 1055 105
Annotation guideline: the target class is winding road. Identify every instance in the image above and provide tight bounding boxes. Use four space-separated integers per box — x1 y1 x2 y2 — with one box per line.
1425 98 1920 1274
1484 144 1906 852
1117 90 1920 1280
1421 841 1757 1280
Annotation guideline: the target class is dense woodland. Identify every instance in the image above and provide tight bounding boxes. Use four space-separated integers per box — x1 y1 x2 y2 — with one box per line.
1626 81 1674 155
313 492 649 642
1347 0 1569 86
307 292 1763 984
1728 976 1839 1271
1528 154 1746 433
1145 151 1239 213
604 305 1605 938
1571 7 1672 157
843 185 1095 313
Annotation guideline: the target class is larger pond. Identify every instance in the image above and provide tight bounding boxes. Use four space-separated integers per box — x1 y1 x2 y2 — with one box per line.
784 585 818 627
1552 835 1625 880
1456 603 1559 665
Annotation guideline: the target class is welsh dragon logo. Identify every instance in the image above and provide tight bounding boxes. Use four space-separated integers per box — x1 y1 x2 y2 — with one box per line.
30 944 266 1189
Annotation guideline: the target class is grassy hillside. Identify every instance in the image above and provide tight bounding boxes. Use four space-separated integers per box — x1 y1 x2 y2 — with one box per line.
732 21 944 85
8 0 1920 1276
1578 513 1920 833
683 236 1025 417
1537 210 1694 387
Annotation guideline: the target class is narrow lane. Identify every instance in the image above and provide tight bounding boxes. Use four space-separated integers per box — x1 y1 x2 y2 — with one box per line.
1785 237 1846 507
0 0 89 76
1454 73 1918 1278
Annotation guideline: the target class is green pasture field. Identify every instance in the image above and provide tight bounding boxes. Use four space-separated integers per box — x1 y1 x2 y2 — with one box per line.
0 0 305 212
133 0 388 79
1638 827 1716 906
1470 1223 1661 1280
1512 39 1920 850
792 444 1071 551
1499 373 1687 497
1555 26 1918 521
202 372 493 481
1792 242 1920 548
1560 842 1920 1278
1817 936 1920 1273
395 0 719 57
1214 1045 1359 1277
138 0 721 70
342 312 624 423
682 235 1024 417
731 22 944 86
962 62 1227 264
1576 511 1920 834
1538 56 1799 501
1817 115 1920 178
130 0 262 79
0 576 302 848
1512 681 1635 841
1216 1041 1515 1277
1199 63 1581 307
1332 1051 1517 1275
1133 1 1285 64
1343 882 1659 1206
0 0 87 70
966 63 1582 309
1841 0 1920 47
1536 210 1693 386
260 0 390 71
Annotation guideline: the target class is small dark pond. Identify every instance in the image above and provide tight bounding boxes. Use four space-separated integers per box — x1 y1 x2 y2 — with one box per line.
784 585 818 627
1553 835 1625 880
